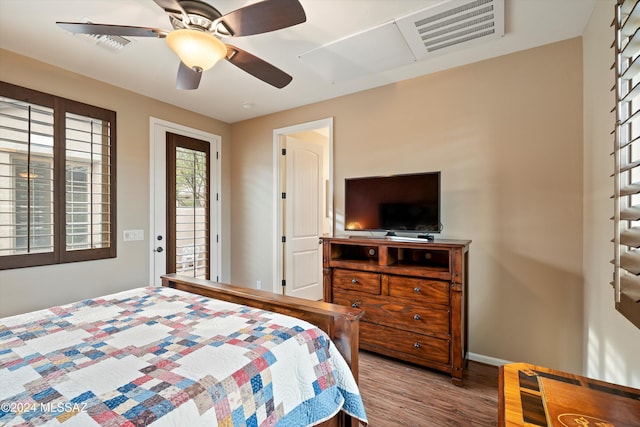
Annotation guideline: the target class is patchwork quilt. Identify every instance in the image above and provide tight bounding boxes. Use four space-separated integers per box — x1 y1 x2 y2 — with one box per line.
0 287 367 426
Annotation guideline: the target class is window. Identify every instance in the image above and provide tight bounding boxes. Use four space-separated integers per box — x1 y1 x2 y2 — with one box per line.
613 0 640 328
0 81 116 269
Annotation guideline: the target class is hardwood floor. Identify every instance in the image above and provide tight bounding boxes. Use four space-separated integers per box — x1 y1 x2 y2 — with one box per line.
357 351 499 426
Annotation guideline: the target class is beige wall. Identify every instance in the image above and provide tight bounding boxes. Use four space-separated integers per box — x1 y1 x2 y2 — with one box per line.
231 38 585 373
583 1 640 387
0 49 232 316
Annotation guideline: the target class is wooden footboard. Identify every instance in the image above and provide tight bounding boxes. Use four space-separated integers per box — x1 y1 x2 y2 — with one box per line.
161 274 364 427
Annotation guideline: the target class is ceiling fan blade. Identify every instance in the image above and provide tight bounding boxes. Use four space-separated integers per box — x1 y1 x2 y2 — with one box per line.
225 45 292 88
57 22 166 38
176 62 202 90
219 0 306 37
153 0 188 21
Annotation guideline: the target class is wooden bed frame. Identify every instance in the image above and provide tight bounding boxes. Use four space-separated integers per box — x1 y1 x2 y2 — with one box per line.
161 274 364 427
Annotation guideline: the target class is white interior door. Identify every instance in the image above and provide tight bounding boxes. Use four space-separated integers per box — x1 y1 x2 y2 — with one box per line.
283 136 324 300
149 118 221 286
272 118 333 299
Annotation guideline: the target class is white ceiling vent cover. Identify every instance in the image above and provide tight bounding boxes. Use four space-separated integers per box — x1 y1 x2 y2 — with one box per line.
298 20 415 84
396 0 504 60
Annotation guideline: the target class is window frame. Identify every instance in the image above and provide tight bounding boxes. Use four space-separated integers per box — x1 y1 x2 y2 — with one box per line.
0 81 117 269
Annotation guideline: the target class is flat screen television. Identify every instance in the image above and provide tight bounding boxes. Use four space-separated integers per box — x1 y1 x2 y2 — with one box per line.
344 171 441 237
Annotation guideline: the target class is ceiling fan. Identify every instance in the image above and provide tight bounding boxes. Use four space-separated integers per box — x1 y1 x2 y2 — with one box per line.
57 0 306 90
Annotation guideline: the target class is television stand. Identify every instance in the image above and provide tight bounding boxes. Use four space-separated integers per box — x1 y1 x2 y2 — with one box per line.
384 232 434 241
417 233 435 241
321 236 471 385
349 233 435 242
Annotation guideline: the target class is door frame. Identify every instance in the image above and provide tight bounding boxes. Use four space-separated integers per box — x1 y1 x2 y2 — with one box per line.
149 117 221 286
272 117 334 295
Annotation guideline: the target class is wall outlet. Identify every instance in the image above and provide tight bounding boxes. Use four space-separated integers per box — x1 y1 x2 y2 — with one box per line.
123 229 144 241
256 280 262 290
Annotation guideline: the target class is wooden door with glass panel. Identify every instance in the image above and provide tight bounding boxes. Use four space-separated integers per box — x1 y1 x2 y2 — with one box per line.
166 132 210 280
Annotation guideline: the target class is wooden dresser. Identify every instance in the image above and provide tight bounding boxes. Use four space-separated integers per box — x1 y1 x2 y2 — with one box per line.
321 236 470 385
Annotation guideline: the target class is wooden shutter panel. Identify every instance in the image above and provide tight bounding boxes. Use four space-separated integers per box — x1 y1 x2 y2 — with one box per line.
613 0 640 328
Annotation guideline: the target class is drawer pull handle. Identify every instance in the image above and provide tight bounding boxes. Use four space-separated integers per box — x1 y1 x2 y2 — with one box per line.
351 278 359 284
414 342 421 349
351 301 361 308
414 287 421 293
413 314 421 321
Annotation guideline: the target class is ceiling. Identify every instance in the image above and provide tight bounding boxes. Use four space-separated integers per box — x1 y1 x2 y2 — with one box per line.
0 0 597 123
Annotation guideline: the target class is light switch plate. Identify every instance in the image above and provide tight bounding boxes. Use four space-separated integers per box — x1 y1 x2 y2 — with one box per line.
123 229 144 241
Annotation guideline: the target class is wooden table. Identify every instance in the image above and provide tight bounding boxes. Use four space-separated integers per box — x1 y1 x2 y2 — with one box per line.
499 362 640 426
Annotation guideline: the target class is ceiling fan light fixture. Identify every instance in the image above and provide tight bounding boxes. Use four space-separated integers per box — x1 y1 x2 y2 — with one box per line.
166 29 226 71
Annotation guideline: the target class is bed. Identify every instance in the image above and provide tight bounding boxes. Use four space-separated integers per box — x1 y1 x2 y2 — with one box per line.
0 274 367 427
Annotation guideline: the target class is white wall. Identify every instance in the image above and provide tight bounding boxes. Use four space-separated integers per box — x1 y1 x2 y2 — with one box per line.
583 0 640 388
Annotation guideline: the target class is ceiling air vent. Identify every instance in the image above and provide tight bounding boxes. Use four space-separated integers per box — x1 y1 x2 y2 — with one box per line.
396 0 504 60
78 19 131 52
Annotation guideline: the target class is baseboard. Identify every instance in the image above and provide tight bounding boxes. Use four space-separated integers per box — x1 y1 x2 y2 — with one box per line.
468 352 511 367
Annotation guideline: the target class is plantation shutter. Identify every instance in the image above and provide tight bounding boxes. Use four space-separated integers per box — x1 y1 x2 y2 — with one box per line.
0 94 56 263
613 0 640 328
0 82 116 269
65 111 113 253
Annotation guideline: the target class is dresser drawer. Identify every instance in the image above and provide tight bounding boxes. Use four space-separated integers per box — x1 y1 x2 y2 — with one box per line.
332 290 377 322
333 290 449 336
360 321 450 365
332 269 381 294
388 276 450 307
